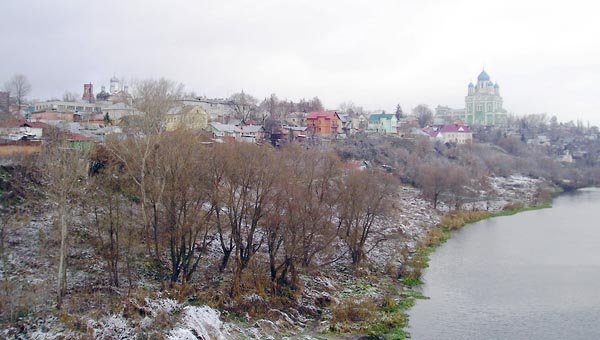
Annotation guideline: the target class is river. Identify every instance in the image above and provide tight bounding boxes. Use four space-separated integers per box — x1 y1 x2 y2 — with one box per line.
407 188 600 340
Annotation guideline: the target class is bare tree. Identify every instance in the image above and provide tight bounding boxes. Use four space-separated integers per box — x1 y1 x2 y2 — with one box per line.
338 170 395 266
310 97 324 112
259 93 280 119
413 104 433 128
158 130 213 284
263 146 340 290
131 78 184 135
88 145 137 288
40 132 89 308
263 148 298 289
338 101 363 116
206 144 234 272
414 158 450 209
218 143 276 297
229 90 258 122
62 91 79 102
298 151 342 267
445 163 469 209
3 74 31 113
107 78 184 286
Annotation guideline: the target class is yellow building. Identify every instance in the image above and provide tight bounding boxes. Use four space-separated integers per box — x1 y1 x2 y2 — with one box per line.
165 105 209 131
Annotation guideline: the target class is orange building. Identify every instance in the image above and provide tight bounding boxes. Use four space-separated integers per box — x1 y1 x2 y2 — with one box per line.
306 111 341 135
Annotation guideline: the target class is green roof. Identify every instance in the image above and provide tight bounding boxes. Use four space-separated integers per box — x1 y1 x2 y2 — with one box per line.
368 113 395 122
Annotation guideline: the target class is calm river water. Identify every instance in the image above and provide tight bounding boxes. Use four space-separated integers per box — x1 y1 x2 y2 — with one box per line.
408 188 600 340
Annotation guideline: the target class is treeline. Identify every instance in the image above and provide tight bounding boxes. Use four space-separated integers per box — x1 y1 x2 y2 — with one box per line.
42 129 396 308
335 133 600 209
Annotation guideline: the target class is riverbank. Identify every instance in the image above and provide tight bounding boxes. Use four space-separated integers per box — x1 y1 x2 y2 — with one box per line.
0 173 555 340
298 175 556 340
406 187 600 339
391 179 558 339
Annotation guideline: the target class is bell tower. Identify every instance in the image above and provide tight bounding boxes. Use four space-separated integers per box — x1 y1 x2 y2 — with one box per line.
82 83 95 103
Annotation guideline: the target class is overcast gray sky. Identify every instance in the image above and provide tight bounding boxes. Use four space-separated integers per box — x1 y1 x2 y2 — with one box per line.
1 0 599 125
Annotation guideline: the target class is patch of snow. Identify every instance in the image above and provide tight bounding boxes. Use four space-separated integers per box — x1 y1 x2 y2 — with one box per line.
89 315 135 340
145 297 179 316
167 328 197 340
168 306 227 340
243 293 264 303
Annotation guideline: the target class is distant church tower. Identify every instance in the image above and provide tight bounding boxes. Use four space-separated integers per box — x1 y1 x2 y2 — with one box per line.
109 76 120 94
82 83 95 103
464 70 507 125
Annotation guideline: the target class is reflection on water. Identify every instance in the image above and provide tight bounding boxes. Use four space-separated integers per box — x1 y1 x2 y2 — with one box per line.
408 188 600 340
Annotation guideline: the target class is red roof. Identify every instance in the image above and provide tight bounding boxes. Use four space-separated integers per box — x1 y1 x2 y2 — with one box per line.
306 111 340 120
0 119 52 130
439 124 472 133
23 121 51 129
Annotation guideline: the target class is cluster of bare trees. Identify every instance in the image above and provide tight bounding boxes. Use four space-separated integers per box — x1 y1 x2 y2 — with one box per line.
226 91 324 123
335 135 498 209
258 94 323 118
82 134 396 298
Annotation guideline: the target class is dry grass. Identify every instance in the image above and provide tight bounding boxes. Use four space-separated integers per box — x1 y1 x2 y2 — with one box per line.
440 210 490 230
332 299 377 323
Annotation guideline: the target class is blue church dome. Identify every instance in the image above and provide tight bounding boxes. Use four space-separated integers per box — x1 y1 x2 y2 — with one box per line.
494 82 500 88
468 82 474 87
477 70 490 81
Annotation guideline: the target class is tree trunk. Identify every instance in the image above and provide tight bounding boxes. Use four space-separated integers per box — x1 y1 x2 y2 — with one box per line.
57 203 68 309
219 249 232 272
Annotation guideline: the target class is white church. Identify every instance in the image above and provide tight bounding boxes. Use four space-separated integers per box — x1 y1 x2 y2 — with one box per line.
436 70 508 126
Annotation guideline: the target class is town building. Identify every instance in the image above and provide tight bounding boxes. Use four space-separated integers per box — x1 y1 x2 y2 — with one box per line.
93 77 132 104
306 111 341 136
30 110 76 123
33 82 138 124
165 105 209 131
436 70 508 126
0 119 48 141
435 105 466 123
33 100 102 113
367 112 397 134
207 122 264 143
283 112 307 127
423 123 473 144
181 97 238 122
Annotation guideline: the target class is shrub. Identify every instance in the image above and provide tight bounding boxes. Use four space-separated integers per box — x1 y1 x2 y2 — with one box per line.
503 202 524 211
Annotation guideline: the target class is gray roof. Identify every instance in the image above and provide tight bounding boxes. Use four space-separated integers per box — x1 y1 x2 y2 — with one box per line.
209 122 238 133
238 125 263 133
